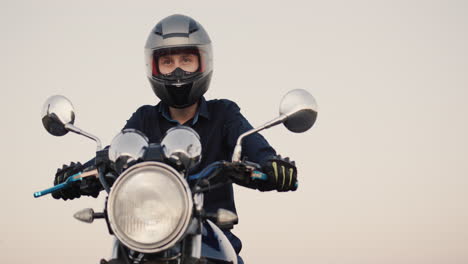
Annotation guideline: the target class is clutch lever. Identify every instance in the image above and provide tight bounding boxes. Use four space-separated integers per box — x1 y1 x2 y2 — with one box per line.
33 169 98 198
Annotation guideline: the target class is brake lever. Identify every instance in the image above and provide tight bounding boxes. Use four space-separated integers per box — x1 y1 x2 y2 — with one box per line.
238 160 268 181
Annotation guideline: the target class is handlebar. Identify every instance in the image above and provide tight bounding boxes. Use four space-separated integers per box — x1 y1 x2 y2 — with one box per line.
188 161 268 184
188 160 298 190
34 159 296 198
33 169 98 198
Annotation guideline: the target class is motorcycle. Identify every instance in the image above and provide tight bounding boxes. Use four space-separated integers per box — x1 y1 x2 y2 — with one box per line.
34 89 318 264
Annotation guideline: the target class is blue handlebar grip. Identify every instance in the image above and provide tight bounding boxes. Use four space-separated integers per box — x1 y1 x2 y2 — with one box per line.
251 170 267 181
33 182 68 198
251 171 298 189
33 172 83 198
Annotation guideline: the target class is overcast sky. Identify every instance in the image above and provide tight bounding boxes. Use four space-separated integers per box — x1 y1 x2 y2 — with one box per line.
1 0 467 263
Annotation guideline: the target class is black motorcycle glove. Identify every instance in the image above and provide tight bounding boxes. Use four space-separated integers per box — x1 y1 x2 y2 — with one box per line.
260 155 298 192
79 176 102 198
52 162 83 200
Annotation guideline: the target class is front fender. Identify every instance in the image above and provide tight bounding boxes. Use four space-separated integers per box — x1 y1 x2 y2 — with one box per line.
201 220 238 264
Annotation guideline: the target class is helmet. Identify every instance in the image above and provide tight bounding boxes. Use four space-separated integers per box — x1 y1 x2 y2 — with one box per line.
144 14 213 108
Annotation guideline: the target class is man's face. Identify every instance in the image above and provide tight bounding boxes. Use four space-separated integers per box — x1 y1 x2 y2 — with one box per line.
158 53 200 74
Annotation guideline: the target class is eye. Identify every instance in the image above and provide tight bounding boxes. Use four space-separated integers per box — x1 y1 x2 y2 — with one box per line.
181 56 192 63
159 57 172 65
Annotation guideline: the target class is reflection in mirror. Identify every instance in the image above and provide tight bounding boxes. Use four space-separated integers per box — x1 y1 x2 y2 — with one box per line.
109 129 149 166
161 126 202 172
41 95 75 136
279 89 318 133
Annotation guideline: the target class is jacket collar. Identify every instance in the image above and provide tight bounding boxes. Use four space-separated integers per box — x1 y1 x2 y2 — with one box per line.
158 96 210 125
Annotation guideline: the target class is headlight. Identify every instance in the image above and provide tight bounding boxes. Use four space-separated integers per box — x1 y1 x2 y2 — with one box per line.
107 161 192 253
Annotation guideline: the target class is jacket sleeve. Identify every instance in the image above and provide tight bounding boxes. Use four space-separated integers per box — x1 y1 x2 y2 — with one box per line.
222 100 276 164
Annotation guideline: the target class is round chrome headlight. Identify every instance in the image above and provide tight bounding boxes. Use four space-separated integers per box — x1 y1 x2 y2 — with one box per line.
107 162 193 253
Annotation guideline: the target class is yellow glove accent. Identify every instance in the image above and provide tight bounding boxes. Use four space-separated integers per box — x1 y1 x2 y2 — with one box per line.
272 161 279 183
289 168 294 188
282 165 286 189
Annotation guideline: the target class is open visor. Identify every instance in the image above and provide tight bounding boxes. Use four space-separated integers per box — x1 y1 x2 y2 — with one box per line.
148 46 212 80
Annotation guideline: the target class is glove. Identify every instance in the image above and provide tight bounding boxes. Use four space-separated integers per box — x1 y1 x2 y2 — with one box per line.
260 155 298 192
52 162 83 200
79 175 102 198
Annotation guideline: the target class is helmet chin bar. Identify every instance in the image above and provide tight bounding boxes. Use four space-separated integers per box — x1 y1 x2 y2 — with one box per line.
167 83 193 108
147 73 211 108
150 71 212 109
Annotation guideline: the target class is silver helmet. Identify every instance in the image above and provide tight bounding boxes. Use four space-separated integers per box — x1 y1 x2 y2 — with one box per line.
144 14 213 108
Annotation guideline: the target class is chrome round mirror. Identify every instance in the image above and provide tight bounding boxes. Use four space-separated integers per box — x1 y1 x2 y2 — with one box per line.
279 89 318 133
109 129 149 165
41 95 75 136
161 126 202 171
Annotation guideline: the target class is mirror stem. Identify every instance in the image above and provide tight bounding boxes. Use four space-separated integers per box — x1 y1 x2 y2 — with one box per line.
65 123 103 151
231 115 287 162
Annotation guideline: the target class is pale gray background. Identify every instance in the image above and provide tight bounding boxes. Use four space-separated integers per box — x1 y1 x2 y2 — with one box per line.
1 0 467 263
